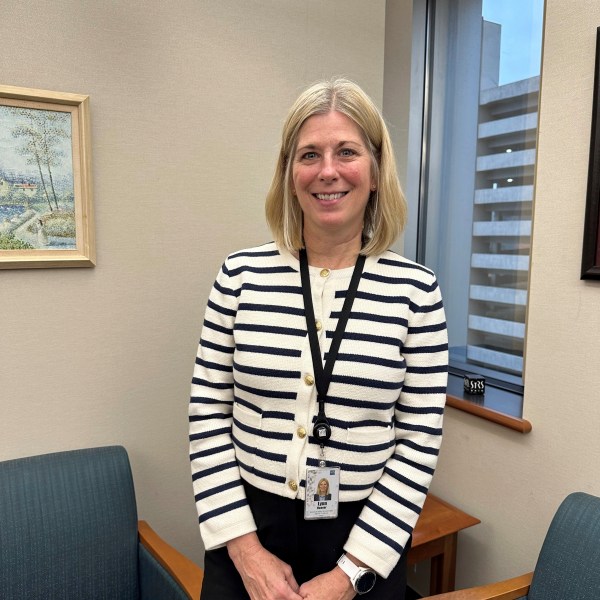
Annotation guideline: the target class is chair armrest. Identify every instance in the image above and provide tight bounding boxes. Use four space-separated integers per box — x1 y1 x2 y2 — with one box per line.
421 572 533 600
138 520 204 600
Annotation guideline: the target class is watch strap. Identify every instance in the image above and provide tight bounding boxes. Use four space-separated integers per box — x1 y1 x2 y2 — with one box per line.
337 553 377 594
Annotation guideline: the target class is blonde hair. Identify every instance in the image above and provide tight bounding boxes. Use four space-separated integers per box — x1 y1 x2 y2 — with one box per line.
265 78 407 256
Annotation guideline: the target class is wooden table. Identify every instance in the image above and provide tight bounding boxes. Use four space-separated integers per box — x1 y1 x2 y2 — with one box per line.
408 494 480 594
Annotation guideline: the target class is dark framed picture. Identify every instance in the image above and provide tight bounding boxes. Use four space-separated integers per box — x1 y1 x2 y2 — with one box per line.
581 27 600 280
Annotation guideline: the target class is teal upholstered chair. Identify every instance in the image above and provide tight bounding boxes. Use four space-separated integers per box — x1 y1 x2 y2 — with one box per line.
423 492 600 600
0 446 203 599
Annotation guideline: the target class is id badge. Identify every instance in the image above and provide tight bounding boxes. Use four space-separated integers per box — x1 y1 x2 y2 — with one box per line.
304 466 340 520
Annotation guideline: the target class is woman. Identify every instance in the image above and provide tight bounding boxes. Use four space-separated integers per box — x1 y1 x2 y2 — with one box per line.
189 78 448 600
314 479 331 502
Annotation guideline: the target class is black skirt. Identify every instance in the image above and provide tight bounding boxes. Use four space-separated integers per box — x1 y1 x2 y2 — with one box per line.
200 481 410 599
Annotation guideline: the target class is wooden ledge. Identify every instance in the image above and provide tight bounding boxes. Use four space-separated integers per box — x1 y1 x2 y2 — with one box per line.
447 395 532 433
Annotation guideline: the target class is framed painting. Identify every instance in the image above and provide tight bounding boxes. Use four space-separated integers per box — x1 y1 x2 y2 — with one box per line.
0 85 95 269
581 28 600 280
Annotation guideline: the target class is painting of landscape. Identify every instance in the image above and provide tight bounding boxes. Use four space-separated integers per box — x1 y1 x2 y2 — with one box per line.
0 85 94 269
0 104 76 251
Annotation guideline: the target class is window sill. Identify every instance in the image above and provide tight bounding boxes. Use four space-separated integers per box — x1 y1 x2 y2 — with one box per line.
446 374 532 433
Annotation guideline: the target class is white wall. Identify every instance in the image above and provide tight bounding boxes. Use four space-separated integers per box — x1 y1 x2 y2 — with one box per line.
425 0 600 591
0 0 386 564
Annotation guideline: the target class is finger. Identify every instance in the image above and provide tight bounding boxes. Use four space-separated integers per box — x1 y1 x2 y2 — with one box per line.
285 570 300 592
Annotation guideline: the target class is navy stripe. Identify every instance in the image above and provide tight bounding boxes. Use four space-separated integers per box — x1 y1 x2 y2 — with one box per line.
408 322 447 334
262 410 295 420
195 479 242 502
378 257 433 275
237 461 287 484
330 373 403 390
190 426 232 442
190 442 234 461
234 323 307 337
340 481 378 491
362 272 435 292
227 265 296 277
383 468 429 495
195 357 233 372
331 311 408 326
398 438 440 456
235 379 298 400
214 280 241 297
397 404 444 415
365 499 412 534
395 421 443 436
333 353 405 370
229 249 280 259
327 331 399 347
189 412 231 422
324 395 396 411
200 338 235 354
409 299 444 313
328 418 392 430
395 454 435 475
305 456 387 474
192 459 238 481
242 283 302 294
233 416 293 441
355 518 404 554
322 418 390 432
199 498 249 523
236 343 301 358
232 433 287 462
373 479 422 514
190 397 233 407
405 364 447 374
238 302 305 316
402 343 448 354
402 385 447 395
307 439 394 460
207 298 236 317
203 319 233 336
234 360 300 379
340 290 410 305
191 377 233 390
233 398 261 414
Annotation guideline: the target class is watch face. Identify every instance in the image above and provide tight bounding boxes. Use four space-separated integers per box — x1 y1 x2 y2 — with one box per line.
355 570 376 594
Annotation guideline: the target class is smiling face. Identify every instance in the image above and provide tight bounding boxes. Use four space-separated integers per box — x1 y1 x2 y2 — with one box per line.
318 479 329 495
291 111 375 244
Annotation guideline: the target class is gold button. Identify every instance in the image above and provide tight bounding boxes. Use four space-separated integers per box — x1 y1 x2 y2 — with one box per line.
320 268 330 278
288 480 298 491
315 320 322 331
297 426 307 439
304 374 315 386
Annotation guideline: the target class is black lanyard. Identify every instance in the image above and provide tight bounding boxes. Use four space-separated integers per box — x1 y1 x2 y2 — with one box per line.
299 248 366 444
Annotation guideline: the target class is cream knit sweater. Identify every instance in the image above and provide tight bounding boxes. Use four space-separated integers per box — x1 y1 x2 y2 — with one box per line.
189 242 448 578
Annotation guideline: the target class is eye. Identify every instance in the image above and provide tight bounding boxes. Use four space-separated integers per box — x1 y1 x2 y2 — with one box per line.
339 148 356 157
301 151 318 160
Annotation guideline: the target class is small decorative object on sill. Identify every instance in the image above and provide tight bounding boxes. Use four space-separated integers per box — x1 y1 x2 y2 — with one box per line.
464 373 485 395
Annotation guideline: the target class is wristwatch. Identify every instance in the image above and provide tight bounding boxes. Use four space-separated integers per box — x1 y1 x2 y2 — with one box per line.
337 553 377 595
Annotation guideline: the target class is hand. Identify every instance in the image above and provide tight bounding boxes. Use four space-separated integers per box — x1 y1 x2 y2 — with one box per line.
298 568 356 600
227 532 303 600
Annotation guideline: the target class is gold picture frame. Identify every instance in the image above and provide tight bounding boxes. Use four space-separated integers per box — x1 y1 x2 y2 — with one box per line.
0 85 95 269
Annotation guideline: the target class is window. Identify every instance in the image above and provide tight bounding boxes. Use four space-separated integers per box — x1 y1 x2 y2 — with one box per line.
404 0 545 418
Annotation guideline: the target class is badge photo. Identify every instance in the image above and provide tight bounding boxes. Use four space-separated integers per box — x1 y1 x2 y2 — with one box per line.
304 466 340 520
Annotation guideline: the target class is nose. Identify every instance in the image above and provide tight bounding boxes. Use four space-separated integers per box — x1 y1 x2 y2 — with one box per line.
319 153 338 181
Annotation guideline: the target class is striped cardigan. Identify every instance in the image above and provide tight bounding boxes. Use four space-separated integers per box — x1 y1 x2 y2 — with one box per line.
189 242 448 578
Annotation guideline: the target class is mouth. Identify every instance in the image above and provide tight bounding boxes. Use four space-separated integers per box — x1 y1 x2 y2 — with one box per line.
312 192 348 201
